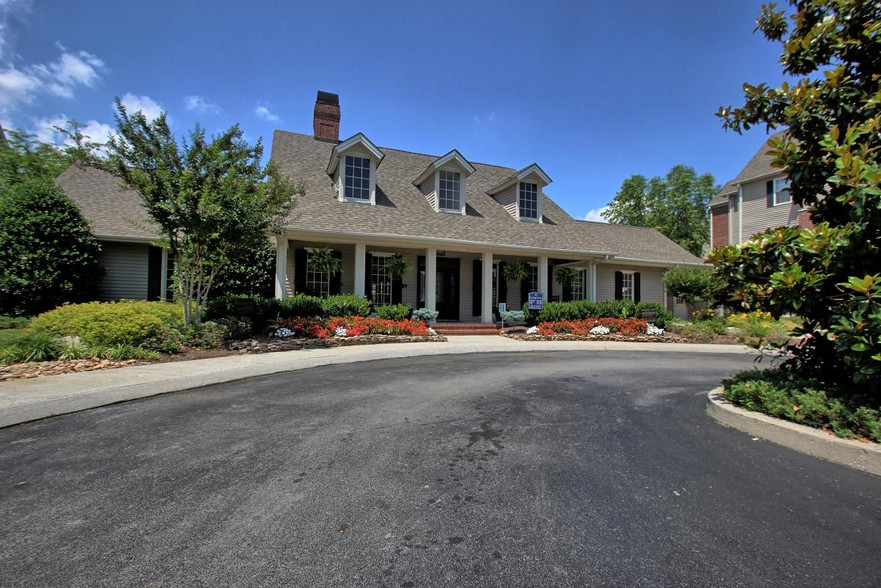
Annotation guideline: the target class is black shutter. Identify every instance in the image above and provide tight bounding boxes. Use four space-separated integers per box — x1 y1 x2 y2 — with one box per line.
392 278 403 304
365 253 373 301
563 283 572 303
520 278 530 309
614 271 623 300
766 180 774 208
294 248 307 295
497 261 507 309
547 261 555 301
634 272 641 303
417 256 425 307
147 246 162 301
473 259 482 317
330 250 342 295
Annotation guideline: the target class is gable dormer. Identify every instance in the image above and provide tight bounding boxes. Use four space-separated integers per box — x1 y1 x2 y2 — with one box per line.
326 133 385 205
487 164 552 222
413 149 476 215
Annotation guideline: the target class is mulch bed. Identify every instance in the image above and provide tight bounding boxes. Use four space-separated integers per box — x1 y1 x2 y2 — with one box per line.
0 334 448 382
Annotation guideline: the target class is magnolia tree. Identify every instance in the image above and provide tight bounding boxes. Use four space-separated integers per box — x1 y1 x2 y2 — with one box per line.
102 99 304 327
712 0 881 398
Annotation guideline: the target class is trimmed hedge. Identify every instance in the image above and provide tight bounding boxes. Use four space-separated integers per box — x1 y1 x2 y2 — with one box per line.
30 301 184 351
524 300 672 327
375 304 411 321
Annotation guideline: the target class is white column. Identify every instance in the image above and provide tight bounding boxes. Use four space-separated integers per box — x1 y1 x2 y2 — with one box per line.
425 248 437 311
482 251 493 323
538 255 549 303
275 235 288 300
590 261 597 302
354 242 366 297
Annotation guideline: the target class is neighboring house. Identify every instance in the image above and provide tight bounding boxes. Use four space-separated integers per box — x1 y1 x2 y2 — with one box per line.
268 92 703 322
55 166 172 302
709 132 814 248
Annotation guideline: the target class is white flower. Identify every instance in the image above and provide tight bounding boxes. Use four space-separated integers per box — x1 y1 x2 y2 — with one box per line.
526 326 539 335
335 327 348 337
646 324 665 336
589 325 611 335
428 327 437 335
275 327 293 338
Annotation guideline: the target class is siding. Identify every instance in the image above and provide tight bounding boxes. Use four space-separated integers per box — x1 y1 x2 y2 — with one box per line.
595 265 665 304
740 177 802 240
99 241 149 300
493 184 518 219
418 176 436 210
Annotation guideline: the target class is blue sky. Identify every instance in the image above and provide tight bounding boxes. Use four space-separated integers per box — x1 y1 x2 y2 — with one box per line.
0 0 785 221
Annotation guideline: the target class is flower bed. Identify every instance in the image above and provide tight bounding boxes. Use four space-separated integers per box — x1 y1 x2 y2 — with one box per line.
276 316 431 339
536 318 650 336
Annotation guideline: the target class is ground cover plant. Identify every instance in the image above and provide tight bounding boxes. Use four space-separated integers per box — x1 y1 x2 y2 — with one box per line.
536 318 650 336
276 316 429 339
723 370 881 443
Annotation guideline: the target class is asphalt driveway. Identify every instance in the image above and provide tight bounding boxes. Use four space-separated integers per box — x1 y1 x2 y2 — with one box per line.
1 351 879 587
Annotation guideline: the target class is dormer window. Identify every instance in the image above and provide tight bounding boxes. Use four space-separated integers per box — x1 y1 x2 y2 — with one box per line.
438 170 462 212
326 133 385 205
344 155 371 201
487 163 551 223
413 149 475 215
519 182 538 221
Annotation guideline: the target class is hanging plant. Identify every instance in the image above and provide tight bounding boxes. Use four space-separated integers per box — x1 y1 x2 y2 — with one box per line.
385 253 412 280
501 261 529 283
308 247 341 276
554 265 578 289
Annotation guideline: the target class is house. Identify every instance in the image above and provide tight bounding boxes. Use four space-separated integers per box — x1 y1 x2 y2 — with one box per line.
268 92 703 322
709 132 814 248
55 165 174 302
56 91 704 320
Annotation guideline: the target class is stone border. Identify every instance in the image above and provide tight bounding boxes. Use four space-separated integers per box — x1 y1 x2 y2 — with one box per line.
706 388 881 477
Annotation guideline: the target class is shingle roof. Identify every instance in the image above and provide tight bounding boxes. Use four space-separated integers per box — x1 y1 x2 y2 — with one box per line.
271 130 704 265
710 131 787 207
56 165 158 240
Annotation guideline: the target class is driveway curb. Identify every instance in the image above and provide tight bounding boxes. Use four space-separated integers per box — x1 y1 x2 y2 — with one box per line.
706 388 881 477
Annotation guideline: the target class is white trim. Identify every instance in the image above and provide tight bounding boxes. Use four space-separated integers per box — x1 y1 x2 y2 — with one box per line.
413 149 476 186
275 236 288 300
738 184 744 243
589 261 597 302
326 132 385 175
771 177 792 206
160 248 169 302
354 242 366 297
435 168 466 215
481 251 493 323
425 248 437 312
517 181 541 222
338 153 377 205
487 163 552 196
620 269 636 302
538 255 549 302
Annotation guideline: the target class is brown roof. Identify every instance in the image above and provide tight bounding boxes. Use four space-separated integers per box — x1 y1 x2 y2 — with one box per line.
56 165 158 240
271 130 703 265
710 131 787 207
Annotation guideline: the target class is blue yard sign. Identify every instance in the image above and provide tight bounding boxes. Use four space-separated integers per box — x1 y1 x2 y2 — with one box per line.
528 291 544 310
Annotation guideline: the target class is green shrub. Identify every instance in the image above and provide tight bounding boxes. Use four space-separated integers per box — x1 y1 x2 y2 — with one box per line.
214 316 253 340
30 301 184 350
280 294 324 318
89 343 160 361
500 310 526 323
723 369 881 443
411 308 439 324
183 321 228 349
375 304 411 321
322 294 371 318
635 302 673 328
0 331 63 363
668 318 726 341
0 178 102 316
0 316 29 329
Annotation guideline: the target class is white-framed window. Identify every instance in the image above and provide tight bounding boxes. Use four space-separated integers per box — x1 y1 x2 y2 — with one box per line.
773 177 791 206
344 155 371 201
571 269 587 301
370 254 392 305
305 250 330 297
438 170 461 212
519 182 538 220
621 271 635 302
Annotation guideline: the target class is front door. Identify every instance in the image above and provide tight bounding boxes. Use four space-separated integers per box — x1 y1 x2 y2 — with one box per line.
418 257 460 321
435 258 460 321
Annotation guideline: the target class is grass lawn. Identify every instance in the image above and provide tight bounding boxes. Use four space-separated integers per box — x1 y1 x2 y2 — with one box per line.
0 328 28 351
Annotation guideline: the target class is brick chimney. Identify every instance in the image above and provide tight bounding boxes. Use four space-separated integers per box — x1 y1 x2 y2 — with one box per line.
313 91 340 142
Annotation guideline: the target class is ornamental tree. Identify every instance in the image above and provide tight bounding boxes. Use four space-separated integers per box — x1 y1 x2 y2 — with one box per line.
102 98 304 327
661 266 719 318
712 0 881 398
0 178 102 316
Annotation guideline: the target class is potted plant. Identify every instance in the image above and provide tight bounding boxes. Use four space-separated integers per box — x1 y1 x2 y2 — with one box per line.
501 261 529 283
554 265 578 302
385 253 412 280
308 247 341 277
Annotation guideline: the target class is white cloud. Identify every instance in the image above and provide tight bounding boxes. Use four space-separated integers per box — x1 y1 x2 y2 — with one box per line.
473 111 498 126
32 115 114 147
583 206 609 223
0 49 105 111
254 102 279 121
119 93 163 121
184 94 220 115
0 0 32 64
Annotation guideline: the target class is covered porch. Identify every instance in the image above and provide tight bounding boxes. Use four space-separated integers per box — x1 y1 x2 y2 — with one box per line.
273 233 604 323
